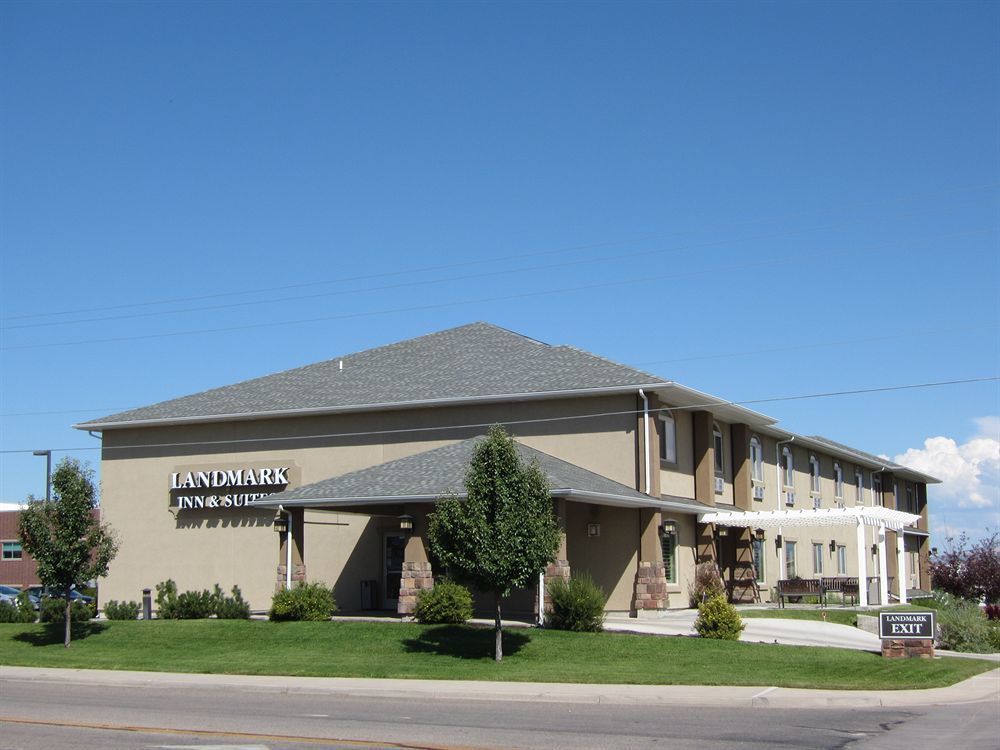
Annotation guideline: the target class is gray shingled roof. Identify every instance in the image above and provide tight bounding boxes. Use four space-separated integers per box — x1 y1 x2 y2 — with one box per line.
254 437 699 511
78 323 667 429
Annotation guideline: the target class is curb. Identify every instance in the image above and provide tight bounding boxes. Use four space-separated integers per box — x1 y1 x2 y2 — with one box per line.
2 665 997 709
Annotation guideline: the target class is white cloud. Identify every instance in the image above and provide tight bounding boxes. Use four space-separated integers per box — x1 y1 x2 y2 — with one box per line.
894 418 1000 511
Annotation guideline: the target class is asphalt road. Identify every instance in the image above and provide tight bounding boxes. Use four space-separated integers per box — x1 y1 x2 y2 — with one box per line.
2 676 998 750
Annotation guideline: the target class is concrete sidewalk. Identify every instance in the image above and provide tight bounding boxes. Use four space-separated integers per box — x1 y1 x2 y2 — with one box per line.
1 665 997 709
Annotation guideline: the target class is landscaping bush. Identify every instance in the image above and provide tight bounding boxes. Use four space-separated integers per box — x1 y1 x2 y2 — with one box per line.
983 603 1000 621
546 573 606 632
930 532 1000 603
413 580 473 624
0 599 36 623
932 590 997 653
269 581 336 621
175 589 217 619
694 593 745 641
214 585 251 620
103 600 141 620
689 562 724 606
40 598 94 623
155 579 180 619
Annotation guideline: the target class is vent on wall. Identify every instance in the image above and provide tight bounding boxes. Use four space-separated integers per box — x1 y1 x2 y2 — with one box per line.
785 491 796 506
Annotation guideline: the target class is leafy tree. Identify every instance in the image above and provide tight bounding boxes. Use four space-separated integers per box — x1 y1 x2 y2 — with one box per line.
428 425 560 661
930 531 1000 603
18 458 118 647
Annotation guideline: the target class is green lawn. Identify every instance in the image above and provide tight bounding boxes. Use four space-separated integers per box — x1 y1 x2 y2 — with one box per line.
0 620 994 690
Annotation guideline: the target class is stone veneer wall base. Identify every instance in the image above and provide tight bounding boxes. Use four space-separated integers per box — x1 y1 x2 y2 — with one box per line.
398 561 433 615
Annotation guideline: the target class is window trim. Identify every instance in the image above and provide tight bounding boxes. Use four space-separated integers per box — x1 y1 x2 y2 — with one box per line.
833 462 843 499
749 435 764 484
855 469 864 506
781 446 794 489
657 411 677 465
812 542 824 575
785 539 798 578
712 423 724 477
837 545 847 576
1 540 23 561
809 454 821 495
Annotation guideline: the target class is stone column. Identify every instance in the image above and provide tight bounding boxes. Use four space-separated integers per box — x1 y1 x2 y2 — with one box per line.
633 507 668 616
398 507 433 616
275 507 306 590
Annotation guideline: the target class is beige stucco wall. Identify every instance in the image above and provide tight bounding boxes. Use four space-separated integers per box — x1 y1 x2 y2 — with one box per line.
564 502 639 612
97 395 640 612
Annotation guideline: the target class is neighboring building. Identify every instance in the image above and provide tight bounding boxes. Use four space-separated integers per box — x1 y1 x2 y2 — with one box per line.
0 511 37 589
76 323 936 616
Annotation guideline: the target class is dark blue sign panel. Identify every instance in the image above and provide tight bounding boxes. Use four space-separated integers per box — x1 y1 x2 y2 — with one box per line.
879 611 935 639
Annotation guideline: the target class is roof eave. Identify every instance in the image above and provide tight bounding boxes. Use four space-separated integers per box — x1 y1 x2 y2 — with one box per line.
74 383 669 432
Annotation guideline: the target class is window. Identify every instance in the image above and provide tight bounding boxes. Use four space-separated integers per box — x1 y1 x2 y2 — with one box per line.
782 446 794 488
873 474 883 506
657 412 677 464
837 545 847 575
812 543 824 575
855 469 864 506
660 525 678 584
833 462 844 506
752 537 766 583
893 482 899 509
713 424 724 476
905 485 915 514
809 455 821 494
785 540 797 578
2 541 22 560
750 436 764 484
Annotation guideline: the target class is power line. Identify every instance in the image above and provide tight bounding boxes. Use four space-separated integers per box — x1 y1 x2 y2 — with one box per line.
2 227 993 352
1 375 994 455
3 181 997 324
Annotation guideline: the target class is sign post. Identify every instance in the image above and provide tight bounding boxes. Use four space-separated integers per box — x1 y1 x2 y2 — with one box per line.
878 611 935 658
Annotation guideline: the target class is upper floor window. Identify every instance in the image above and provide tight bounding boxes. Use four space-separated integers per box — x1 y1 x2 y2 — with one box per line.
873 474 883 506
809 455 821 494
713 424 724 476
893 482 899 509
2 541 22 560
782 446 794 488
833 463 843 498
855 469 864 506
905 485 914 513
749 436 764 483
657 412 677 464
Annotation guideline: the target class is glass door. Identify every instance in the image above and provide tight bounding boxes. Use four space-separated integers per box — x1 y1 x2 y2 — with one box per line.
383 534 406 609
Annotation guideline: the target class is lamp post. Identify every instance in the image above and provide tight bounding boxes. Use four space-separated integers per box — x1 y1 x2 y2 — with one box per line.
32 450 51 503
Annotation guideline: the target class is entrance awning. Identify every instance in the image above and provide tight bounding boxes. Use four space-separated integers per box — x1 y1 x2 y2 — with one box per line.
700 505 921 532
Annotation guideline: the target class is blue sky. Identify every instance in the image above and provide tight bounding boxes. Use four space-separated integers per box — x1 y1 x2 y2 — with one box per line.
1 1 997 544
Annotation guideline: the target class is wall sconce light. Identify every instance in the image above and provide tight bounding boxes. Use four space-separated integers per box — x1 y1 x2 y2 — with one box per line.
398 514 414 532
661 519 677 535
273 516 288 534
829 540 837 553
717 526 729 537
587 522 601 538
871 544 878 556
775 534 783 548
755 528 765 540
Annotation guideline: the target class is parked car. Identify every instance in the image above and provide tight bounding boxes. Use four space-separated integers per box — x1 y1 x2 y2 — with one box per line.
0 585 40 609
26 585 94 606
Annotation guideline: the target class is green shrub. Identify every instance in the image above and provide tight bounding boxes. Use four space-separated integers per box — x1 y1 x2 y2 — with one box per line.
689 562 725 606
174 589 216 619
40 598 94 623
214 585 251 620
414 580 473 624
269 582 336 621
155 579 180 619
546 573 606 632
0 599 36 623
694 594 745 641
103 600 141 620
934 593 995 653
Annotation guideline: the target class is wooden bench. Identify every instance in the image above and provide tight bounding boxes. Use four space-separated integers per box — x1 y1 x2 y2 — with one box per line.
776 578 826 608
821 577 860 606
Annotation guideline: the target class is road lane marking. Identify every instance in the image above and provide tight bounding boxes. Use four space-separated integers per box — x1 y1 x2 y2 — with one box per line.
0 716 487 750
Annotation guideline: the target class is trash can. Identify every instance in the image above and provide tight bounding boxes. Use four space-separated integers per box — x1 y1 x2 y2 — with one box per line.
360 580 377 610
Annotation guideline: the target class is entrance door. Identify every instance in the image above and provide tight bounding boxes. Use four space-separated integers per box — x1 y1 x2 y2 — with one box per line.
383 534 406 609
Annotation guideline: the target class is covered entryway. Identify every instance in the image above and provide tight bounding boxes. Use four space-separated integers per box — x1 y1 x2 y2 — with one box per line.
701 506 921 607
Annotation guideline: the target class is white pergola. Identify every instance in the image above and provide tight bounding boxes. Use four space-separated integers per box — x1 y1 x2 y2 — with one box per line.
700 506 921 606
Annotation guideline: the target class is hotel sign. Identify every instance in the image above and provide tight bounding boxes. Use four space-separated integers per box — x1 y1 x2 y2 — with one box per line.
878 611 935 639
169 466 292 511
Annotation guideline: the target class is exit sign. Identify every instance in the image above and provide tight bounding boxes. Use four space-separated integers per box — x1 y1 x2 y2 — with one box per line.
879 611 935 639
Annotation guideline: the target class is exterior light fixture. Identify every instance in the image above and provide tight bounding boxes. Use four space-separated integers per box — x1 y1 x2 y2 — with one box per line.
273 516 288 534
717 526 729 537
661 519 677 535
775 534 783 548
587 522 601 538
829 540 837 553
754 528 765 540
398 514 414 532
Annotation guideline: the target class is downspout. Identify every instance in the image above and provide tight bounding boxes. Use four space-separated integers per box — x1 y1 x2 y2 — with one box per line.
278 504 292 590
638 389 651 495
